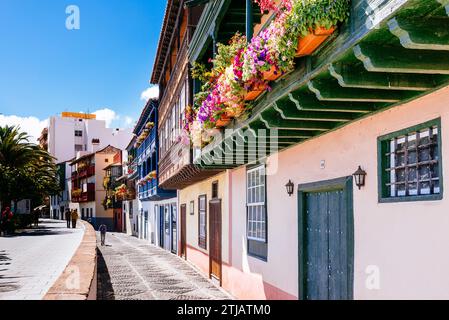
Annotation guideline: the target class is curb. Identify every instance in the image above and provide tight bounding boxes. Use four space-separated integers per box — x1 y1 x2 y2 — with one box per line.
43 220 97 300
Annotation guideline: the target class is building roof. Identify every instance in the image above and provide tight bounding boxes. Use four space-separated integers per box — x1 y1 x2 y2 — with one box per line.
150 0 182 84
133 99 158 135
103 163 122 171
70 145 121 165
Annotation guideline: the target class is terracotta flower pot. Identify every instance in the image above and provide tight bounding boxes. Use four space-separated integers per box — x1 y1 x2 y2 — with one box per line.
263 65 281 81
215 114 231 128
224 105 245 119
245 83 266 101
296 26 336 57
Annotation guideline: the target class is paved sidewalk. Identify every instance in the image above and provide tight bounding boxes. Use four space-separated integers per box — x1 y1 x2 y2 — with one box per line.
0 219 84 300
97 232 231 300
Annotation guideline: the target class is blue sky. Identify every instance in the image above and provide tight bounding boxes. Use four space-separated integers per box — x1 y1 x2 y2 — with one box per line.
0 0 166 140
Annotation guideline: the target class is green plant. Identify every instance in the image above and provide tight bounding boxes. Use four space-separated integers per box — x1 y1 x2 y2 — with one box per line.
287 0 350 37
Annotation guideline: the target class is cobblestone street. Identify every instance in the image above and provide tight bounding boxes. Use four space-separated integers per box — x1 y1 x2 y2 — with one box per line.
96 232 231 300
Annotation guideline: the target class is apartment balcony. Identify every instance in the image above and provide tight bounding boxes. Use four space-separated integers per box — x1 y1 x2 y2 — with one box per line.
72 165 95 180
193 0 449 170
138 177 175 201
71 183 95 203
136 129 156 165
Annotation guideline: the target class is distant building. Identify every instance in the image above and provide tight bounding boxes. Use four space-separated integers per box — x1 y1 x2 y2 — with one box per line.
46 112 133 220
70 145 123 230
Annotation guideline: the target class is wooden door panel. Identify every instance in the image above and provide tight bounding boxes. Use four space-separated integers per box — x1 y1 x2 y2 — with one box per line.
304 188 350 300
209 200 222 283
181 205 187 259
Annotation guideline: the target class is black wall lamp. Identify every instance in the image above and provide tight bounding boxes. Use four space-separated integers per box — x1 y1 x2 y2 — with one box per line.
353 166 367 190
285 180 295 196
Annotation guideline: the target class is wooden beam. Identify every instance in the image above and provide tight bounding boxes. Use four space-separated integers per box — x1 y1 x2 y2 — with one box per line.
329 63 436 91
388 17 449 51
248 120 319 138
272 102 357 122
287 92 380 113
354 43 449 74
307 79 413 103
259 114 337 131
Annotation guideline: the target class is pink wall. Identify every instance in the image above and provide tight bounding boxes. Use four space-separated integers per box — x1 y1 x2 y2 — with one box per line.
187 244 296 300
229 85 449 299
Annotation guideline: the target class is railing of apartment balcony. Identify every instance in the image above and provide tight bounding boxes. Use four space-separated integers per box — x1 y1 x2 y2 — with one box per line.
159 35 188 118
72 183 95 203
137 128 156 164
72 165 95 179
138 179 157 200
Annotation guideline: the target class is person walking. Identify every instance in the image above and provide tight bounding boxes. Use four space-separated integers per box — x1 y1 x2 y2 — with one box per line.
99 224 107 246
65 209 71 228
71 209 79 229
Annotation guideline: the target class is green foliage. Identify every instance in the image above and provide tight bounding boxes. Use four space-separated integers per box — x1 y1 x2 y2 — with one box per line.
287 0 351 37
0 126 61 214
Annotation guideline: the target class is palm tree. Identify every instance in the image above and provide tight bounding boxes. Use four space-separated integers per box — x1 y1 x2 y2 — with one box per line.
0 126 60 213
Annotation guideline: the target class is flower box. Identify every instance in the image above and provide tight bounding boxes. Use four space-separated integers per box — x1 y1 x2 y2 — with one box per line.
215 114 232 128
296 26 336 57
245 90 263 101
263 65 281 81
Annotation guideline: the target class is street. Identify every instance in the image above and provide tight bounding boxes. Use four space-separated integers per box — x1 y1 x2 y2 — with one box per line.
97 232 231 300
0 219 84 300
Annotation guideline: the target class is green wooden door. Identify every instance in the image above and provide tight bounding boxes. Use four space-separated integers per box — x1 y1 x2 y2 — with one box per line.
299 177 354 300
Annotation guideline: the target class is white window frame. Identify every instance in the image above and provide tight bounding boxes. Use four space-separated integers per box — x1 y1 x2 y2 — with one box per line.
247 165 266 242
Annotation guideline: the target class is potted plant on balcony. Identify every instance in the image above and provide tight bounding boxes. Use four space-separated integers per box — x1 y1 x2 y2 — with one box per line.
146 122 155 129
288 0 350 57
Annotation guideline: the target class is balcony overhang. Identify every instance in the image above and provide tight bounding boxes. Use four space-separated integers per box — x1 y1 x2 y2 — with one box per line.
197 0 449 169
159 164 223 190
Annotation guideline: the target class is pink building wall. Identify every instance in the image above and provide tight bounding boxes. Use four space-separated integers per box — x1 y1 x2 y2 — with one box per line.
227 85 449 299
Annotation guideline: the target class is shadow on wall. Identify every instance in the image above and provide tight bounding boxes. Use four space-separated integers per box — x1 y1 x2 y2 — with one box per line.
96 249 115 300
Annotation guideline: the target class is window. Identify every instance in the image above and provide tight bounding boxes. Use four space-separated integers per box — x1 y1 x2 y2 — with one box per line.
198 195 207 249
190 200 195 215
75 130 83 137
247 165 267 260
75 144 84 152
378 119 442 202
212 181 219 199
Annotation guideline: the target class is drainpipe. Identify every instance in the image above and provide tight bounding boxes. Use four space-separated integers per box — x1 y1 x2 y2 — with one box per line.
246 0 253 42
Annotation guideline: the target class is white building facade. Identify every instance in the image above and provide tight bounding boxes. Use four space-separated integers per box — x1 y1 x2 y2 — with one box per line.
47 112 133 220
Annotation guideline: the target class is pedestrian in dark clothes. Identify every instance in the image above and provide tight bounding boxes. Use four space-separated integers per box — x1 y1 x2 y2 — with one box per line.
65 209 71 228
99 224 107 246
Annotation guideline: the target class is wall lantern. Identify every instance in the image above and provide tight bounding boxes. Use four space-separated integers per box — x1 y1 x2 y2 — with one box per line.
353 166 367 190
285 180 295 197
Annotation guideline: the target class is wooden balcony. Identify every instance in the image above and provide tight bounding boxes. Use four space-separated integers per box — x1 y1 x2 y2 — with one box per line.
72 165 95 180
195 0 449 169
71 183 95 203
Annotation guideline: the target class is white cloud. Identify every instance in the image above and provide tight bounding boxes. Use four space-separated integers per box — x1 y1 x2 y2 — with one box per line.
0 115 48 144
93 108 119 128
141 85 159 101
124 116 134 127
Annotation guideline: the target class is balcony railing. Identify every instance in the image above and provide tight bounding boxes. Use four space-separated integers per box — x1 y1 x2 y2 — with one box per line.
72 165 95 180
138 179 157 200
137 129 156 164
71 183 95 203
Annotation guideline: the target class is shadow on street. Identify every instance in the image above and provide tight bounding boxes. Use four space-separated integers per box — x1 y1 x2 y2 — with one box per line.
0 251 20 294
97 249 115 300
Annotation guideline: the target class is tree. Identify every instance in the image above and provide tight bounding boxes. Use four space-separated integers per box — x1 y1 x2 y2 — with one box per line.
0 126 61 213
